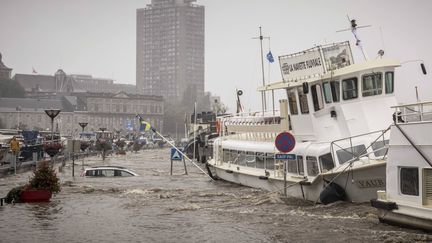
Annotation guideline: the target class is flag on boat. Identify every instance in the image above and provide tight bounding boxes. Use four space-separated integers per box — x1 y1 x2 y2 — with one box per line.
266 51 274 63
32 67 38 74
136 114 155 132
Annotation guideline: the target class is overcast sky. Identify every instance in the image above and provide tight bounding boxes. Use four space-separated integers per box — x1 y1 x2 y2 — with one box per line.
1 0 431 111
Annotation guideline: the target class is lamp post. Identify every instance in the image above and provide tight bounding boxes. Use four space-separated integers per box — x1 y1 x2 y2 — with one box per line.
44 109 61 161
44 109 61 143
79 122 88 133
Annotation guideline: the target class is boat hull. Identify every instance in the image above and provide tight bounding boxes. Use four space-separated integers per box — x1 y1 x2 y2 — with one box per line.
210 162 385 203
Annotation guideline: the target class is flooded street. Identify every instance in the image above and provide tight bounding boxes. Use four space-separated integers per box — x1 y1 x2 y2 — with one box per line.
0 148 431 243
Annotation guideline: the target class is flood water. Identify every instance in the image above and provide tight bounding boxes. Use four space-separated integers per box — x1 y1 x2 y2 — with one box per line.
0 148 431 243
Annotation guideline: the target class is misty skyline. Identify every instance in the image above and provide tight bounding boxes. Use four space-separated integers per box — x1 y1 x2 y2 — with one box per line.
1 0 431 111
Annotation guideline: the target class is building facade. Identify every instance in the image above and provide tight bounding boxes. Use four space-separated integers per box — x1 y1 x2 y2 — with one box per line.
136 0 205 103
0 93 164 136
0 52 12 79
14 71 136 94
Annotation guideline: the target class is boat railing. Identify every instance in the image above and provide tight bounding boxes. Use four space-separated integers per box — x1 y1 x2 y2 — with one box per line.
226 132 278 142
330 128 391 166
392 101 432 124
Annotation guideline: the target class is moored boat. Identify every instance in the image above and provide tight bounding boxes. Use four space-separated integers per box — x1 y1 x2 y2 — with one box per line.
208 32 403 203
371 101 432 231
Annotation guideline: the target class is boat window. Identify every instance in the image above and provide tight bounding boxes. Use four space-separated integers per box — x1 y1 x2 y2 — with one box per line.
311 84 324 111
306 156 319 176
319 153 334 172
223 149 230 162
265 153 275 170
371 140 389 157
298 87 309 114
330 81 340 102
385 72 394 94
342 77 358 100
336 144 367 164
229 150 238 164
246 151 256 167
85 170 95 176
238 151 246 166
256 152 265 169
400 167 419 196
362 73 383 97
322 82 333 103
287 89 299 115
287 156 298 173
297 155 304 175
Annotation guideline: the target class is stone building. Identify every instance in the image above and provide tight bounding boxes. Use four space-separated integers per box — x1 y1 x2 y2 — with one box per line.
0 52 12 79
0 92 164 136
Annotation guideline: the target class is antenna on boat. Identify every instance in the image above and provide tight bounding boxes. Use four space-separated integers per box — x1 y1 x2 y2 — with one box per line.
336 15 371 61
252 27 270 115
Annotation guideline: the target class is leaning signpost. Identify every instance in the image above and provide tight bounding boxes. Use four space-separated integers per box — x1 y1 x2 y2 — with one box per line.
170 147 187 175
274 131 296 197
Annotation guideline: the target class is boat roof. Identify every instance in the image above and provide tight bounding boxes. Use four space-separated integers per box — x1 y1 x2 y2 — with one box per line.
257 58 400 91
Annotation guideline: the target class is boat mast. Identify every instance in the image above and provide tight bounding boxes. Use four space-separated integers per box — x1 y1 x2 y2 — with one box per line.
253 27 269 115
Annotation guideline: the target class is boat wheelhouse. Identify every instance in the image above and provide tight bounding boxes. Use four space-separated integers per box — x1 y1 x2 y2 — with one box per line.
209 41 400 203
371 101 432 231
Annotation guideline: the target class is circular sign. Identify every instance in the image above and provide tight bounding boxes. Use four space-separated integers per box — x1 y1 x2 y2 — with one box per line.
275 132 296 153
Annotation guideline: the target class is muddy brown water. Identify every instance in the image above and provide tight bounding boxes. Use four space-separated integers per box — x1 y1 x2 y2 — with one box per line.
0 148 430 243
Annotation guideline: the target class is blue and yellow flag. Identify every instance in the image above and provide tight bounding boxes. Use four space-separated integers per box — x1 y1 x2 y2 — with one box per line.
136 114 155 132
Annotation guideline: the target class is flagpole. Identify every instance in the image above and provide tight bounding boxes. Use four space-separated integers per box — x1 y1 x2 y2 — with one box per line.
193 101 197 163
259 27 267 114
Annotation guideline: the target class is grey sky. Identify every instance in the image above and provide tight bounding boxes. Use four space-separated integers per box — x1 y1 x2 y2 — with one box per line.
1 0 431 111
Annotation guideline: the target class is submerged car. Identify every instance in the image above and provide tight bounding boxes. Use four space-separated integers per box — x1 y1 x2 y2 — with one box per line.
81 166 138 177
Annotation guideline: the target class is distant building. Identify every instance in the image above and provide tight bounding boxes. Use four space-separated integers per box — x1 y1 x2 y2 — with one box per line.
136 0 205 103
0 92 164 135
14 71 136 94
0 52 12 79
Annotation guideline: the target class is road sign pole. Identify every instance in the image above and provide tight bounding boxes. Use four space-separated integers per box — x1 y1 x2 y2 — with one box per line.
170 158 173 175
183 157 188 175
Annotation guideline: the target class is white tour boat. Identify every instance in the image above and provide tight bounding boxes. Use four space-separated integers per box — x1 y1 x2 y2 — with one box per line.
208 38 403 203
371 101 432 231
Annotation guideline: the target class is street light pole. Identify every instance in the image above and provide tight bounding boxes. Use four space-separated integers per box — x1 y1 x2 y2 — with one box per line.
44 109 61 143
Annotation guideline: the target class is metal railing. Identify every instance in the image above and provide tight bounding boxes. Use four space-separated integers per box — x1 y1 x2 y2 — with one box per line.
330 127 391 166
393 101 432 124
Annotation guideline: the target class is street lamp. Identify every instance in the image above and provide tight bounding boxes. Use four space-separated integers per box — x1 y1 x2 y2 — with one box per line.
44 109 61 143
79 122 88 133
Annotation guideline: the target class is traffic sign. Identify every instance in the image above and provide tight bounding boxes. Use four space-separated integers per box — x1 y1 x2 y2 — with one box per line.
275 153 296 160
170 148 183 161
275 132 296 153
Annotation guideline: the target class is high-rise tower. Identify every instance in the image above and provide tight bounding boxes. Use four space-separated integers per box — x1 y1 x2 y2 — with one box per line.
136 0 204 104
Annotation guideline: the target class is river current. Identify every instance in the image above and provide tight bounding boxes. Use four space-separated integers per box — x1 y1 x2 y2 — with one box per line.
0 148 431 243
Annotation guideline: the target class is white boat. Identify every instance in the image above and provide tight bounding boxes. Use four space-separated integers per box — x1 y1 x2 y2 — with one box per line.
371 101 432 231
208 40 401 203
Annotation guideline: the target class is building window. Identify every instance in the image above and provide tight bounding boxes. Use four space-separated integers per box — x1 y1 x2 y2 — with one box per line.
362 73 383 97
342 77 358 100
287 89 298 115
311 84 324 111
298 87 309 114
400 167 419 196
385 72 394 94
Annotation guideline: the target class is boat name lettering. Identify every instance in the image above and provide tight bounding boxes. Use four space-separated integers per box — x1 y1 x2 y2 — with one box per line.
355 178 385 188
282 58 322 75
